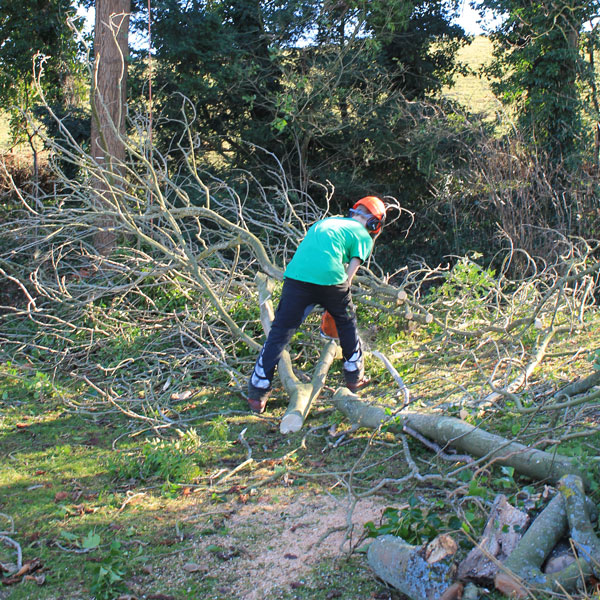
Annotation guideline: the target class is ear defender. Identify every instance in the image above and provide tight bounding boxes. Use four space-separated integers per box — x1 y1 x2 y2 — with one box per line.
366 216 383 232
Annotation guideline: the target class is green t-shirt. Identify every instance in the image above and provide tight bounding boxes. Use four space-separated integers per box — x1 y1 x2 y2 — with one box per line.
284 217 373 285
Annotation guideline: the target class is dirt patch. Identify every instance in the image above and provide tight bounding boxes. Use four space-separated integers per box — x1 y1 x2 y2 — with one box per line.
181 490 387 599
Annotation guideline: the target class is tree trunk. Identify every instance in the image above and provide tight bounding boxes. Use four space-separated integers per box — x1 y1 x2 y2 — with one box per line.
333 389 588 487
91 0 130 256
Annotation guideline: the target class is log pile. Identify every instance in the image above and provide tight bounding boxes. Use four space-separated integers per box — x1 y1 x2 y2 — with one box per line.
367 476 600 599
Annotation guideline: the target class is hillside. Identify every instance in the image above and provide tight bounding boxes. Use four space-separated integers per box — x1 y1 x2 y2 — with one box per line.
442 35 500 118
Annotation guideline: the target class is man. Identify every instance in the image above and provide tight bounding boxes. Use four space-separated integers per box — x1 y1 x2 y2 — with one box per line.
247 196 387 413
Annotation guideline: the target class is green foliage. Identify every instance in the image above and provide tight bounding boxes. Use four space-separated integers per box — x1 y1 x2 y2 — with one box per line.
0 0 87 147
476 0 598 162
89 539 129 600
0 361 55 402
129 0 469 221
426 255 497 321
430 255 496 299
110 428 208 483
365 496 448 545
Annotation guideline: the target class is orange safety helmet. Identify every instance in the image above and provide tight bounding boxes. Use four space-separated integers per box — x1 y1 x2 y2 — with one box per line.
350 196 387 235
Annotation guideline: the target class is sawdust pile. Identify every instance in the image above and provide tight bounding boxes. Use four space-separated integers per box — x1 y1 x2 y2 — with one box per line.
189 490 385 599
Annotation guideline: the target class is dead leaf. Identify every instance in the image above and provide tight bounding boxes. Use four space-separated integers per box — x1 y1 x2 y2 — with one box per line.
2 558 42 585
284 553 298 560
182 563 204 573
54 491 68 502
24 573 45 586
35 470 46 476
15 423 29 429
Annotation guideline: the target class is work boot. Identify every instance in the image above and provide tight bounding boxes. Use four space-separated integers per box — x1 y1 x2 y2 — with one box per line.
344 374 371 392
343 362 369 392
247 379 271 414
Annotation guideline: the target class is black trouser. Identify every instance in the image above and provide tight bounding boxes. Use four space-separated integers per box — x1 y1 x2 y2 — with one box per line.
253 277 362 385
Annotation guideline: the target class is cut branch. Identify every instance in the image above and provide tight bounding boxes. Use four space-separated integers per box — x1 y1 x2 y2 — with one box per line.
495 475 600 597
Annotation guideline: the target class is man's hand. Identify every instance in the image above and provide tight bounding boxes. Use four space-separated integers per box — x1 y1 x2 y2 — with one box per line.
346 257 362 283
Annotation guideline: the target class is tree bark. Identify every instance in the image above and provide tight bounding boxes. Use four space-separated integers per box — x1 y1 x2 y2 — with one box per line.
91 0 131 256
333 389 588 487
367 534 463 600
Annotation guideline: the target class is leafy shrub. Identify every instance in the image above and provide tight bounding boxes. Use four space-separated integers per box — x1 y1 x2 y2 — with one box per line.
110 428 207 483
89 540 128 600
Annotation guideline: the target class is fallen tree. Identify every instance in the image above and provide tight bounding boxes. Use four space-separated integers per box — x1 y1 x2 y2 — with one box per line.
332 388 589 488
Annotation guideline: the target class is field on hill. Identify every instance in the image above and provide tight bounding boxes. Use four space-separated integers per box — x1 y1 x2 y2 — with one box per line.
442 35 500 117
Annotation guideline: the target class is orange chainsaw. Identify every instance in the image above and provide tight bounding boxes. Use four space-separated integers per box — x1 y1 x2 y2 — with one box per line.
320 311 339 340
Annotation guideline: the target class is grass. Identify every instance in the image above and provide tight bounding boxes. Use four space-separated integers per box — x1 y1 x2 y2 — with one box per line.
0 363 411 600
442 35 500 118
1 300 599 599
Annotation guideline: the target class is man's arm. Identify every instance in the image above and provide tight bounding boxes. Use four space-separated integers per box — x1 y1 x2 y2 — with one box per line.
346 257 362 283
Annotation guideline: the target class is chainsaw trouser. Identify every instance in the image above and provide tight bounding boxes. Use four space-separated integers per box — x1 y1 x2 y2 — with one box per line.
250 277 363 389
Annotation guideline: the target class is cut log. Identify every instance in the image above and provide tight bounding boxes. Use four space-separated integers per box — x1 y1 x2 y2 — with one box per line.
368 534 463 600
543 541 576 574
458 494 529 582
333 389 588 487
280 339 339 434
494 475 600 598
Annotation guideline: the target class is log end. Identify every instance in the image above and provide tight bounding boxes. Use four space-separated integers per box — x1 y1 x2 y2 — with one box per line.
494 571 528 598
280 413 303 434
